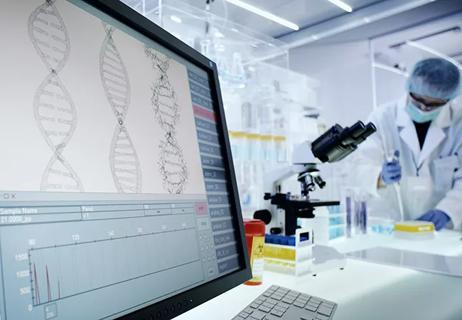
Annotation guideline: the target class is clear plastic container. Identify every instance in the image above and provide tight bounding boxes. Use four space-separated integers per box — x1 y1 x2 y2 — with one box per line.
247 133 261 162
241 102 258 132
370 218 395 235
256 87 275 135
260 134 273 162
229 131 245 162
273 135 287 163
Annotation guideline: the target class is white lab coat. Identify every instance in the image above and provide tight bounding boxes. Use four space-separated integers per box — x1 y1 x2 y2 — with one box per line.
354 97 462 230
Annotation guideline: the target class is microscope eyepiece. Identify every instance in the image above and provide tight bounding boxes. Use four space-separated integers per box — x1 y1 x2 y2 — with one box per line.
311 121 377 163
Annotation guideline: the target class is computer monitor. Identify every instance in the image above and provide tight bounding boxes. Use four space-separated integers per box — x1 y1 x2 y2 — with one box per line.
0 0 251 319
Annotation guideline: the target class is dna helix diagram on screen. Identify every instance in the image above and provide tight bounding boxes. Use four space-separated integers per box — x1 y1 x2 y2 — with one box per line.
145 49 189 194
100 24 142 193
28 0 83 191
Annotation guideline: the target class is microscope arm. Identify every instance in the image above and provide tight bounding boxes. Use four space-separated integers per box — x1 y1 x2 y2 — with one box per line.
258 121 377 236
264 141 318 194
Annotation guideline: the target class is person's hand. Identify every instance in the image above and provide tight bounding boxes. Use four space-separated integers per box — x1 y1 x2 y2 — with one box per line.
417 210 451 231
381 151 401 185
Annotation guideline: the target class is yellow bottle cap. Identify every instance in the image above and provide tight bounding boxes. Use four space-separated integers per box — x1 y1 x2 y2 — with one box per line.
273 135 287 142
229 131 246 138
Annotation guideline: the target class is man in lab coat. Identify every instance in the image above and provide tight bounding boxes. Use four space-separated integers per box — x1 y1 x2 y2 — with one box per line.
357 58 461 230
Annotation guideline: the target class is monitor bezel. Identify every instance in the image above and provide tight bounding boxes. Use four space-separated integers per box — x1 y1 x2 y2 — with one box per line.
75 0 251 319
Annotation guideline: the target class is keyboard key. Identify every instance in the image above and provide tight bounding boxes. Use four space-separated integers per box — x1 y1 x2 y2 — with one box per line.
318 306 333 316
258 306 271 313
272 306 285 314
250 310 266 320
293 300 307 308
282 297 295 304
300 294 311 300
310 298 322 304
233 317 245 320
250 303 259 309
316 315 329 320
238 312 250 318
308 301 320 307
270 309 285 317
244 307 254 314
276 302 290 309
305 304 317 312
262 302 275 309
322 302 335 309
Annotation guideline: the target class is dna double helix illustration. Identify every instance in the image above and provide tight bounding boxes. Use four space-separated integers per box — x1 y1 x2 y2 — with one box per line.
145 49 188 194
29 0 83 191
100 24 141 193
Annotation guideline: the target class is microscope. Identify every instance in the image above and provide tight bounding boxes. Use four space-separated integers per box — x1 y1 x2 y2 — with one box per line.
255 121 376 236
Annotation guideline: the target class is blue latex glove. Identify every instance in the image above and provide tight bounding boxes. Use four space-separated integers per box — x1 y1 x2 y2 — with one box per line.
381 151 401 185
417 210 451 231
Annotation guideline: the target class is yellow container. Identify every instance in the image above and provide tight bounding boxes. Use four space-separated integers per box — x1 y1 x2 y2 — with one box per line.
395 221 435 233
264 245 296 261
394 221 435 240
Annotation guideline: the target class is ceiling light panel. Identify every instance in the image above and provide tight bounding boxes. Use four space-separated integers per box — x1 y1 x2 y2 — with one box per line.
225 0 300 31
327 0 353 13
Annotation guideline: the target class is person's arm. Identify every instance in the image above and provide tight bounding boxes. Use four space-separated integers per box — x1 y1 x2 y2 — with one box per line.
349 111 386 196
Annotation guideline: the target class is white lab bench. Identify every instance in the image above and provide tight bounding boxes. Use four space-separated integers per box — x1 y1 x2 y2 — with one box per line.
175 230 462 320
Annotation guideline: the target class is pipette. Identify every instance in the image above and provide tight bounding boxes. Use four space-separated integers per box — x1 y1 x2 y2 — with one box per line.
376 114 405 222
386 151 404 222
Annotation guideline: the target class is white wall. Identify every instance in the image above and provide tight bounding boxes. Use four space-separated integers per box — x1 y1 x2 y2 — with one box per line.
375 68 407 106
289 41 375 126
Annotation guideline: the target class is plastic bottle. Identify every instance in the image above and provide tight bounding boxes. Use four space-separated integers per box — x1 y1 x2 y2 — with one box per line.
244 219 266 285
229 131 245 163
247 133 260 163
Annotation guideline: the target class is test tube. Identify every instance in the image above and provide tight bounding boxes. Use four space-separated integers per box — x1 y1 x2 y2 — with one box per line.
345 192 353 238
360 200 368 234
354 199 361 235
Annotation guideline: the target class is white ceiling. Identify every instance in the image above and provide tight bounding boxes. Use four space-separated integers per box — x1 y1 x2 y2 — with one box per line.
177 0 384 37
307 0 462 44
373 11 462 72
121 0 462 57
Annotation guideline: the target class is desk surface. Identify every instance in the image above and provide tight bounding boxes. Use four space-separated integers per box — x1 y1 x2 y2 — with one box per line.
175 231 462 320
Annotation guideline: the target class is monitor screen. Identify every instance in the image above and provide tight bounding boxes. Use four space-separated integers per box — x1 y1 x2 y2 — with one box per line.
0 1 250 319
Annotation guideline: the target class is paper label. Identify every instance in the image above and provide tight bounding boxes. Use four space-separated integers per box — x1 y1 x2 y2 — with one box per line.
250 236 264 282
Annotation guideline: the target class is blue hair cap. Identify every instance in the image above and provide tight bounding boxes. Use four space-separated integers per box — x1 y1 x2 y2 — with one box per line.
406 58 461 100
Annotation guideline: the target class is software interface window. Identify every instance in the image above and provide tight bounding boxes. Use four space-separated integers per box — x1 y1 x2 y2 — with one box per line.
0 1 240 319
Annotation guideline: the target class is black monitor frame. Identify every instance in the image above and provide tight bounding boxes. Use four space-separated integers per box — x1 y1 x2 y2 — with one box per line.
77 1 251 319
